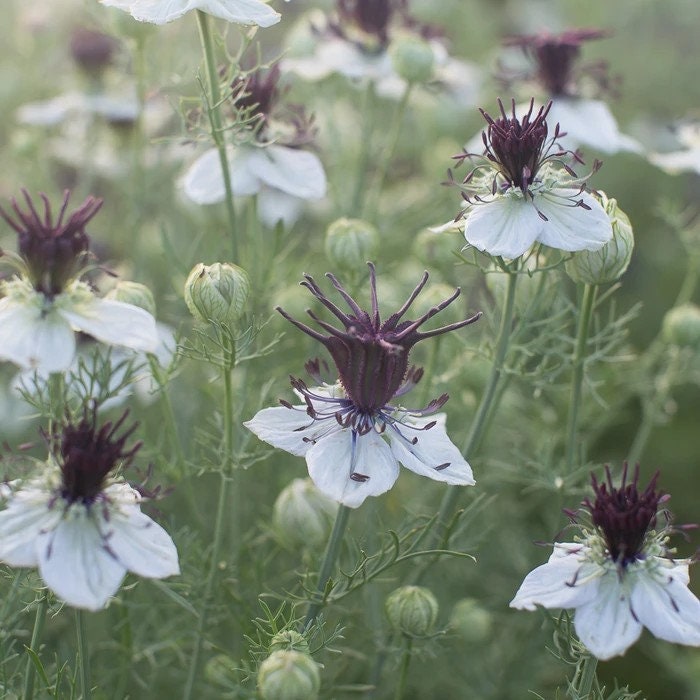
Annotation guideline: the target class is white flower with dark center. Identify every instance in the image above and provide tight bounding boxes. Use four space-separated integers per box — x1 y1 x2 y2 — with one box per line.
0 410 179 610
443 99 613 260
0 191 159 373
510 465 700 660
244 264 480 508
100 0 281 27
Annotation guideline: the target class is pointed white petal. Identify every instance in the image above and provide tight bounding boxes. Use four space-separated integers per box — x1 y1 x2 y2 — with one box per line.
649 149 700 175
510 546 601 611
181 148 261 204
306 430 400 508
387 413 474 485
463 195 541 259
37 513 126 611
0 299 76 372
574 572 643 660
60 298 159 354
247 146 327 200
535 190 613 252
631 561 700 647
257 188 304 228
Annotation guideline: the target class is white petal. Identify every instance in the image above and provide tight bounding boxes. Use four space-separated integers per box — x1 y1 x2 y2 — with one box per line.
387 413 474 485
257 188 304 227
631 561 700 647
306 430 400 508
0 299 76 372
463 195 541 259
247 146 327 200
535 189 613 252
510 545 600 611
16 93 86 126
37 513 127 611
649 149 700 175
573 572 643 660
60 298 159 354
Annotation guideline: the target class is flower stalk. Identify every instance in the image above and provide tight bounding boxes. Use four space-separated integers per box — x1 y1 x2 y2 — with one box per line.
393 636 413 700
22 594 48 700
75 609 93 700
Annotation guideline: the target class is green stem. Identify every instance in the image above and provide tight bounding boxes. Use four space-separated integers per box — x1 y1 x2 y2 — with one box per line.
350 80 378 215
393 637 413 700
22 594 48 700
195 10 238 261
564 284 596 473
75 609 92 700
573 654 598 699
302 505 352 631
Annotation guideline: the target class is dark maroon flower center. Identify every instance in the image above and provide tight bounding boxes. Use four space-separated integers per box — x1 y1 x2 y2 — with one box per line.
57 409 141 505
336 0 399 46
0 190 100 298
233 64 282 128
70 28 117 74
583 464 663 567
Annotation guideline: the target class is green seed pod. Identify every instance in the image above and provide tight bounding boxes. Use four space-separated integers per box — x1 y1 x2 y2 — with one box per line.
324 218 379 271
389 35 435 84
273 478 338 550
184 262 250 325
385 585 439 637
449 598 493 644
565 194 634 285
257 650 320 700
105 281 156 317
662 303 700 348
204 654 237 688
269 630 310 655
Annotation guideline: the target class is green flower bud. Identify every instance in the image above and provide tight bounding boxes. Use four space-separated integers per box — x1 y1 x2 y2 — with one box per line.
662 303 700 348
105 281 156 317
324 218 379 271
204 654 237 687
389 35 435 84
273 479 338 550
565 195 634 285
269 630 310 655
257 650 320 700
449 598 493 644
184 262 250 325
385 585 439 637
411 227 460 266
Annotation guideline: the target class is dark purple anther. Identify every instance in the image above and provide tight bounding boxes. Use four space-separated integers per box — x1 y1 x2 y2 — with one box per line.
233 64 282 127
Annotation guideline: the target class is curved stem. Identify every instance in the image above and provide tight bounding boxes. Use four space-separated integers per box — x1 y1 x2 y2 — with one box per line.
195 10 238 261
302 505 352 632
564 284 596 473
393 637 413 700
75 609 92 700
22 594 48 700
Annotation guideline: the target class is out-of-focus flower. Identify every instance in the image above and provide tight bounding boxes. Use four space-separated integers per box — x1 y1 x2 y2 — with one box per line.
181 65 326 227
100 0 281 28
438 100 612 260
0 191 158 373
511 465 700 660
649 121 700 175
244 264 479 508
0 409 179 610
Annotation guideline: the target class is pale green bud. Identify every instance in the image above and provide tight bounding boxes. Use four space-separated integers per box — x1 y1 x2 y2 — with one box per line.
105 281 156 317
184 262 250 325
257 650 320 700
269 630 310 655
389 35 435 84
273 479 338 550
385 585 439 637
449 598 493 644
565 195 634 285
204 654 236 687
662 303 700 348
324 218 378 271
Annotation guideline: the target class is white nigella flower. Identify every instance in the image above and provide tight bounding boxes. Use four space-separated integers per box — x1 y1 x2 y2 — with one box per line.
100 0 281 27
649 121 700 175
182 65 326 227
0 410 179 611
442 99 613 260
0 191 159 373
510 465 700 660
244 264 480 508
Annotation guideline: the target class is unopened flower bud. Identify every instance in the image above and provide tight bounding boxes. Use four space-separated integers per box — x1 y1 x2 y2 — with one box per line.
385 585 439 637
449 598 493 644
105 281 156 317
257 650 320 700
204 654 236 687
325 218 378 271
184 262 250 325
662 303 700 348
565 195 634 285
269 630 310 654
390 35 435 84
273 478 338 550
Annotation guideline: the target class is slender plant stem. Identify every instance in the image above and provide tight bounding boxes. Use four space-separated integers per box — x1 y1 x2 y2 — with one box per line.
75 609 92 700
195 10 238 261
393 637 413 700
350 80 377 215
22 594 48 700
564 284 596 473
302 505 352 632
573 654 598 699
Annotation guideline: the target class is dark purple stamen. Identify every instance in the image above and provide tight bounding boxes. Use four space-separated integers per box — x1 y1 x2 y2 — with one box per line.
583 464 663 567
0 190 100 298
233 64 283 127
335 0 401 46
